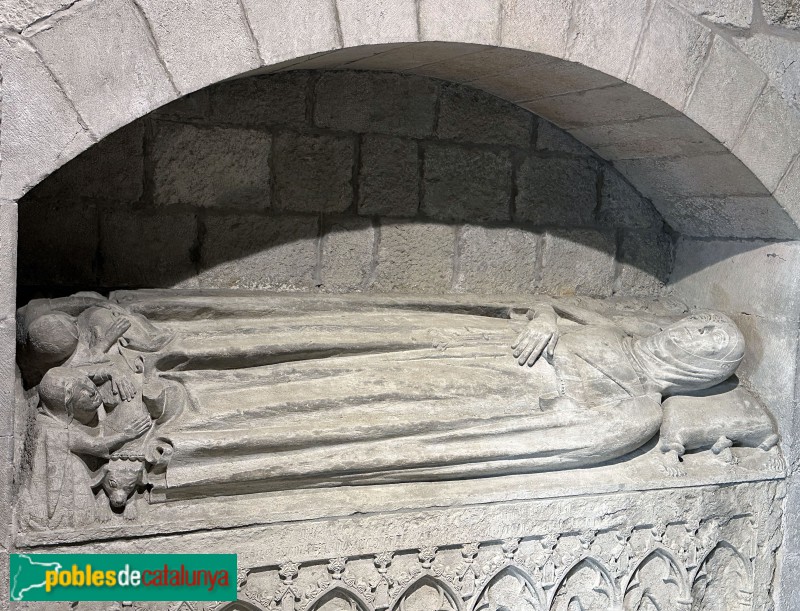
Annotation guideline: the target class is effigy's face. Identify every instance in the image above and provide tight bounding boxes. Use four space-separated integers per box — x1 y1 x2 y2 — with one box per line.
666 315 735 361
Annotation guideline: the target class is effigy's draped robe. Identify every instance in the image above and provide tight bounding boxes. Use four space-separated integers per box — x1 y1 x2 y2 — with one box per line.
120 293 663 499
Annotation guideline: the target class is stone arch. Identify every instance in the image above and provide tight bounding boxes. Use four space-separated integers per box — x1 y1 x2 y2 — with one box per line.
622 547 691 610
690 541 753 610
470 562 546 611
390 574 463 611
306 584 374 611
3 0 799 241
548 556 618 611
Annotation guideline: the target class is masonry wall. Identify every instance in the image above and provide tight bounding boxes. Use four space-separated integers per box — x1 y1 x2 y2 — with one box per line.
17 70 672 300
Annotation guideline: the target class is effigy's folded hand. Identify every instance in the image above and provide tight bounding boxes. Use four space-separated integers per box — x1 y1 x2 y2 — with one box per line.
511 311 559 367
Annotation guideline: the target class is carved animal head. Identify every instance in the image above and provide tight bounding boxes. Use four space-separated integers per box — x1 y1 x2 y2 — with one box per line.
101 458 145 510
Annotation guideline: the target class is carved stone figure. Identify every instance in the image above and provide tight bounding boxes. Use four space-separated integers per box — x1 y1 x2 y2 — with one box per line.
15 291 782 521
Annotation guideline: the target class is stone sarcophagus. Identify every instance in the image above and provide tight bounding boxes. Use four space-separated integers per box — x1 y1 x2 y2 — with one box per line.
12 290 785 610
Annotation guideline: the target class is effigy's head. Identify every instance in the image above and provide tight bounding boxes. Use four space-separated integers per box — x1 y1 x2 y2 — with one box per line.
634 312 745 394
39 367 102 421
27 312 78 364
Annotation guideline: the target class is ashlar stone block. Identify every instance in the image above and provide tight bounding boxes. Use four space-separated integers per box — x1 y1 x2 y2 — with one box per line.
134 0 260 94
315 72 438 138
152 122 270 209
199 214 318 290
540 230 616 296
515 157 598 226
437 84 533 148
28 0 176 135
536 119 593 156
210 72 309 128
675 0 753 27
456 225 539 294
762 0 800 29
614 230 673 297
523 83 680 130
684 37 767 147
736 33 800 111
336 0 418 46
343 42 487 73
372 222 456 292
568 0 649 79
775 156 800 224
321 218 375 292
0 36 94 201
654 196 800 239
240 0 340 65
419 0 501 45
100 210 197 288
0 203 18 320
422 145 512 222
358 135 420 218
411 46 534 83
272 133 354 213
631 1 713 110
733 86 800 192
597 170 663 229
500 0 573 57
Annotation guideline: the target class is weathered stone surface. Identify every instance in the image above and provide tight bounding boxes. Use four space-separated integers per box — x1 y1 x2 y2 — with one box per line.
210 72 308 127
472 58 619 103
540 230 616 296
437 84 533 147
134 0 260 94
775 156 800 223
523 83 680 130
762 0 800 29
1 0 72 30
455 225 539 293
343 42 486 73
336 0 418 45
412 46 532 83
569 116 726 160
614 230 673 296
240 0 340 65
422 145 512 222
736 33 800 110
675 0 753 27
199 215 318 289
419 0 501 45
568 0 649 79
734 87 800 191
516 157 597 226
0 319 16 431
655 196 799 239
0 204 18 320
272 133 354 213
372 222 455 292
17 199 97 287
100 210 197 287
358 135 419 217
321 218 375 291
315 72 438 138
631 1 713 110
615 155 769 204
500 0 572 56
28 0 176 135
30 120 144 204
669 237 800 319
684 37 767 147
598 171 663 229
536 119 593 156
152 122 270 208
0 36 94 201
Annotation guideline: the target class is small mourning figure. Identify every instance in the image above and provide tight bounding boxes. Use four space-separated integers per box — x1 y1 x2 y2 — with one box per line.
16 293 183 527
19 366 150 528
